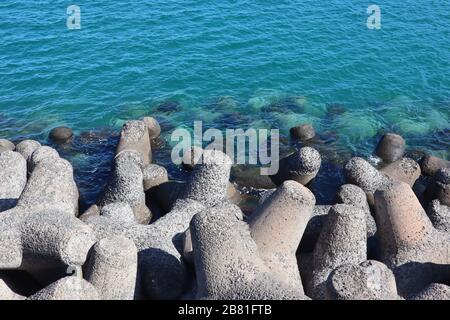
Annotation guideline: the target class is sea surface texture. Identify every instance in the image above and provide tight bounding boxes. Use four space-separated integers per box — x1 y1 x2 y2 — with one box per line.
0 1 449 208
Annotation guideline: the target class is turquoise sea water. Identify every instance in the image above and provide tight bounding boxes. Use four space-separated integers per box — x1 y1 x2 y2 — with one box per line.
0 1 449 207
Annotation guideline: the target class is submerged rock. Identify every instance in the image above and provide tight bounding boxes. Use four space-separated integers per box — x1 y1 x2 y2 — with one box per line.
49 127 73 144
375 133 405 164
231 165 276 189
290 124 315 141
155 101 182 114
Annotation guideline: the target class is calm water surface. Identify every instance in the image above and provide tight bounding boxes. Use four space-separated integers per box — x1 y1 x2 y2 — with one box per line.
0 1 449 207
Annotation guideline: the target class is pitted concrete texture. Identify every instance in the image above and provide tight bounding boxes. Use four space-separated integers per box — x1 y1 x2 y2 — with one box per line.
427 199 450 232
27 276 99 300
326 261 400 300
190 202 308 300
0 150 95 284
29 146 60 171
249 180 315 292
374 180 450 297
309 204 367 299
270 147 321 186
412 283 450 300
380 157 421 187
142 116 161 140
182 149 233 207
15 140 41 164
336 184 377 237
17 156 79 216
0 151 27 212
84 236 138 300
116 120 152 165
142 163 168 191
0 139 15 153
99 150 150 224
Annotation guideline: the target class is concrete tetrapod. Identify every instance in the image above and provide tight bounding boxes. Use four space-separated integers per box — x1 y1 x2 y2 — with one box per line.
17 154 79 216
0 153 96 284
326 260 400 300
116 120 152 165
0 139 15 154
427 199 450 232
433 168 450 206
85 150 232 299
270 147 321 186
0 151 27 212
248 180 315 293
142 163 168 191
0 279 25 300
374 181 450 298
379 157 421 187
420 155 450 176
84 235 138 300
335 184 377 237
15 140 41 164
27 276 99 300
190 202 309 300
412 283 450 300
309 204 367 299
29 146 60 171
344 157 392 205
98 150 151 224
142 116 161 140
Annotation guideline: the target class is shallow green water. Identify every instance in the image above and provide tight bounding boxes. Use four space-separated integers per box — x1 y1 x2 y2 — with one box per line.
0 1 449 207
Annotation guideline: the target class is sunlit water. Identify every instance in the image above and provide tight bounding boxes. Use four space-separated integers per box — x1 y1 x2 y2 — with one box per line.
0 1 449 209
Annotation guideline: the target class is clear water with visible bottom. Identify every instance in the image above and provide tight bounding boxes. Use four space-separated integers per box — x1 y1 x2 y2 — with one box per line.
0 1 449 208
